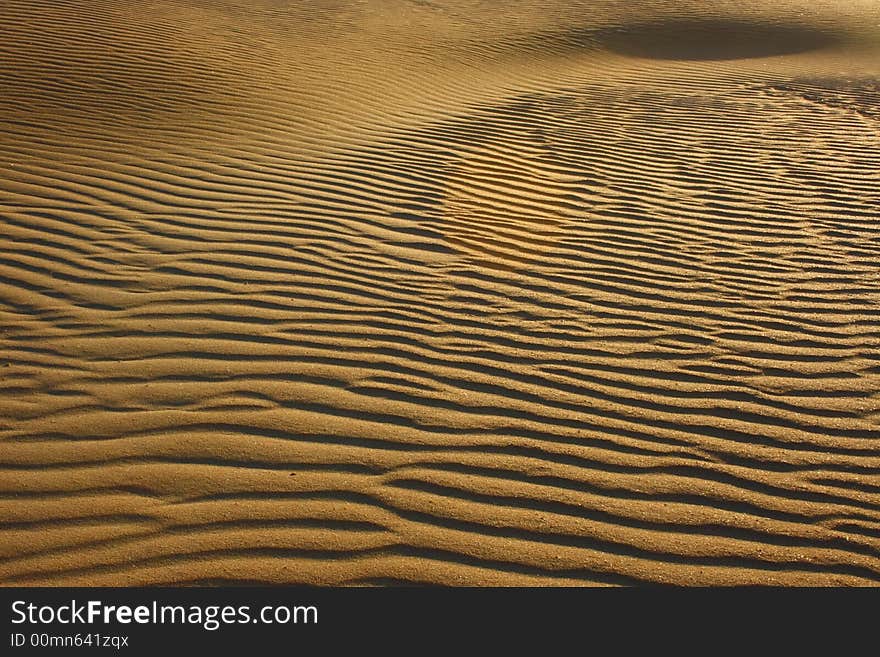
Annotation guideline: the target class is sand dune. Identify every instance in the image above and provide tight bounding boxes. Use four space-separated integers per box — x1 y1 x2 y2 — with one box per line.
1 0 880 585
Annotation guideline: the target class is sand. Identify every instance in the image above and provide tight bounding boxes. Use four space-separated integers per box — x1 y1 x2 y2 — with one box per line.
1 0 880 586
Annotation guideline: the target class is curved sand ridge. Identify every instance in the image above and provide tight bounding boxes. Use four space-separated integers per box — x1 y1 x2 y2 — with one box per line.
1 0 880 585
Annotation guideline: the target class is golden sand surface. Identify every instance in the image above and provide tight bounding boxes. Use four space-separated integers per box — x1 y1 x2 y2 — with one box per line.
1 0 879 585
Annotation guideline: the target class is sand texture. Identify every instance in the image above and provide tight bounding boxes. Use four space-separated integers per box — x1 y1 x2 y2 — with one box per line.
2 0 880 586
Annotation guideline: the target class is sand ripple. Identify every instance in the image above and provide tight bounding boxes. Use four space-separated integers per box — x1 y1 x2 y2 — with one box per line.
2 0 880 585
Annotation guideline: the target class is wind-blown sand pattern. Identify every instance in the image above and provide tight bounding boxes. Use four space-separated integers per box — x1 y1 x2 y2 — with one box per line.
2 0 880 586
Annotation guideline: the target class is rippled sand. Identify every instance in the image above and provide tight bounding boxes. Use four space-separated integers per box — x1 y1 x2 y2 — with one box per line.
2 0 880 585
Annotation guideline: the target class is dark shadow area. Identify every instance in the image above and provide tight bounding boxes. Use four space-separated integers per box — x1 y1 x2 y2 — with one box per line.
598 19 847 61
